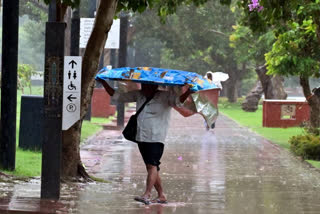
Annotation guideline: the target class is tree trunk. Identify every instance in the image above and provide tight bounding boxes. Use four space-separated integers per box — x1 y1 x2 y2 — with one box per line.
241 65 287 112
224 76 238 103
61 120 82 177
241 80 263 112
300 76 320 128
61 0 119 179
64 7 72 56
256 65 287 99
223 64 246 103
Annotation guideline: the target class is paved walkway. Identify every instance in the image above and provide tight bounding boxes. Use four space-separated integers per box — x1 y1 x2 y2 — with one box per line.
1 111 320 213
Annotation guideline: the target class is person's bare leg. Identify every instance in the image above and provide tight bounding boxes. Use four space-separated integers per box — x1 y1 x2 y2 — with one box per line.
153 172 166 201
141 164 158 198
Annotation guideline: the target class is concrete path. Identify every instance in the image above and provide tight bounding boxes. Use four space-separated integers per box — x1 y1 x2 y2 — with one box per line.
1 111 320 213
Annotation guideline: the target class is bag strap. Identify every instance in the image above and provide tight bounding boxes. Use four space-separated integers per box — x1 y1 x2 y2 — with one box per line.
135 93 155 116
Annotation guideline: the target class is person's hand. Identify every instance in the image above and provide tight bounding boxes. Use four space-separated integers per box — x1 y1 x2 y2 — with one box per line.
180 84 194 103
185 84 195 94
96 77 104 83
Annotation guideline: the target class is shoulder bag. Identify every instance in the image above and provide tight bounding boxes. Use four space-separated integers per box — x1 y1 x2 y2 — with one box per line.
122 95 154 142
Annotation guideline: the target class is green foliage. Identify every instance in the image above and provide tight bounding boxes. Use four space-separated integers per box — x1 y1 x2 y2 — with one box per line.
118 0 216 20
42 0 80 8
17 1 46 70
240 69 258 95
17 64 38 94
81 121 103 142
19 20 45 70
237 0 320 80
265 19 320 78
41 0 216 20
132 1 240 75
306 160 320 168
20 0 48 21
230 25 275 65
289 133 320 160
303 126 320 136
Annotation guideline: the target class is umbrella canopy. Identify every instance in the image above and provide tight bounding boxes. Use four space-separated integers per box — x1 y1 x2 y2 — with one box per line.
95 66 219 92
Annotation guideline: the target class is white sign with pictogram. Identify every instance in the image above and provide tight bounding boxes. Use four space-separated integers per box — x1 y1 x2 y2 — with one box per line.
62 56 82 130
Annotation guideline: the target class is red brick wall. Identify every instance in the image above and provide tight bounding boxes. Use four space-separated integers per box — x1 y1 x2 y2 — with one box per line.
263 100 310 128
91 88 116 117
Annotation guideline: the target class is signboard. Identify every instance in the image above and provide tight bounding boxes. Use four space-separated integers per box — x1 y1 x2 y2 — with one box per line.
62 56 82 130
281 104 296 120
80 18 120 49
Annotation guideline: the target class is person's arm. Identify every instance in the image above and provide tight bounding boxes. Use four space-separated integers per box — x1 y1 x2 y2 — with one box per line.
96 78 114 96
97 78 140 102
179 87 194 103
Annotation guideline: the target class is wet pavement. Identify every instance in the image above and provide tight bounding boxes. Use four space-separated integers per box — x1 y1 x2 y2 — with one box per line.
1 111 320 213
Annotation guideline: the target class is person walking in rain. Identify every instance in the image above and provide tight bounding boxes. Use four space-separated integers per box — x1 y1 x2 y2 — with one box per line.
96 78 193 205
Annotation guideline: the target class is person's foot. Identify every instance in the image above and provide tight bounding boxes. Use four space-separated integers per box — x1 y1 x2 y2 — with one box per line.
211 122 215 129
151 198 168 204
134 196 151 205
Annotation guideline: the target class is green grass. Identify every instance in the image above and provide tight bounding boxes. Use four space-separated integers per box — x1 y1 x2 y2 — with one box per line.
218 97 320 168
81 119 109 142
89 117 112 124
4 149 42 177
1 87 113 177
306 160 320 168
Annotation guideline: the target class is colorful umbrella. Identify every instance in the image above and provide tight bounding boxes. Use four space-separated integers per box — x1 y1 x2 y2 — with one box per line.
95 66 219 92
95 66 227 129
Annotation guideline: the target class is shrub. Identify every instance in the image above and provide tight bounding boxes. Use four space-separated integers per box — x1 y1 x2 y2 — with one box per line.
289 133 320 160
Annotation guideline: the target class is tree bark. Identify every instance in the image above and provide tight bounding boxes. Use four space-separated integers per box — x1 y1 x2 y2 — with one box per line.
64 7 72 56
56 2 68 22
300 76 320 128
61 0 119 179
224 77 239 103
81 0 118 118
61 120 82 177
256 65 287 99
241 80 263 112
223 64 246 103
242 65 287 112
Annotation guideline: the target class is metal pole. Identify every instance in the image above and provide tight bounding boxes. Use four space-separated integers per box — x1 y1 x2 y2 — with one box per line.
89 0 96 17
48 0 57 22
41 0 64 200
70 8 80 56
0 0 19 170
117 13 128 127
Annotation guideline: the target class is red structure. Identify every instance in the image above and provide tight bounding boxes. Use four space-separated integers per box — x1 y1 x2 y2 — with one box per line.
263 99 310 128
91 88 116 117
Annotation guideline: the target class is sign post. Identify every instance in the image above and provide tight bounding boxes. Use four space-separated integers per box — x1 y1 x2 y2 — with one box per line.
117 14 129 127
0 0 19 171
41 22 65 200
62 56 82 130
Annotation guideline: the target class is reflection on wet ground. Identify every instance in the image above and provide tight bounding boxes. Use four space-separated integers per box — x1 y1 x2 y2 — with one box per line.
1 112 320 213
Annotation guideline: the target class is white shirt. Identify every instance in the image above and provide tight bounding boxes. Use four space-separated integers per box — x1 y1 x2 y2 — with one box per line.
113 90 181 143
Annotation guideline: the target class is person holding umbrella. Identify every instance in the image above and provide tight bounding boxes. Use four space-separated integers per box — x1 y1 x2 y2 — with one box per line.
96 78 193 204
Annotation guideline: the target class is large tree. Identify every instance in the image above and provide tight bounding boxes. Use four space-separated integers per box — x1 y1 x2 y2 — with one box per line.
41 0 223 179
237 0 320 127
131 1 248 102
230 24 287 111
